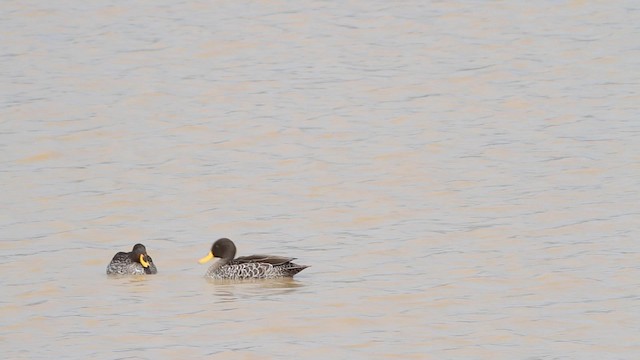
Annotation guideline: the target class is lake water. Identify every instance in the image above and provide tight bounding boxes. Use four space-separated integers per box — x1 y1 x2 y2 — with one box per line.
2 1 640 359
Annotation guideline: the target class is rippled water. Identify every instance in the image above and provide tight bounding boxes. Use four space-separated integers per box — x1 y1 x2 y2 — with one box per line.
2 1 640 359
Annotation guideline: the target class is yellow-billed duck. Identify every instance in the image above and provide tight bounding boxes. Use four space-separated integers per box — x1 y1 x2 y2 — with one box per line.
198 238 308 279
106 243 158 275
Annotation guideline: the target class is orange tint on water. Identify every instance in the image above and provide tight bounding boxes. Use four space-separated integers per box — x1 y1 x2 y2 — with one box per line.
2 1 640 359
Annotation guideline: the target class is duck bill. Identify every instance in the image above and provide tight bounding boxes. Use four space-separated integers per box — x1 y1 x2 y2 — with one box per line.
198 251 214 264
139 254 150 268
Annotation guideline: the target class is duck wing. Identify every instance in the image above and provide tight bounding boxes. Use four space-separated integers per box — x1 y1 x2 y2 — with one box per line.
232 254 296 266
110 251 130 263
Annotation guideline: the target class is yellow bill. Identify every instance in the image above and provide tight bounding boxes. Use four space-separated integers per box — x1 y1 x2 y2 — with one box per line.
199 251 214 264
139 254 150 268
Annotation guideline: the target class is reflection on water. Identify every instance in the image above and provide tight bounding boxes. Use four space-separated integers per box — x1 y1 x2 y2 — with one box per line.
206 277 306 289
207 279 306 306
2 0 640 359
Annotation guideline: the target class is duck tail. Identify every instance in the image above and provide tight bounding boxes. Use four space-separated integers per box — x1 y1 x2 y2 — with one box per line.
285 263 310 277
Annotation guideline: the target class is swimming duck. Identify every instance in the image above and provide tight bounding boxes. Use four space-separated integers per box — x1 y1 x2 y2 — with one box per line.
198 238 309 279
106 243 158 275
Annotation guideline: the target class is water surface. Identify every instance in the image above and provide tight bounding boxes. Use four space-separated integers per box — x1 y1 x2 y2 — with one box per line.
2 1 640 359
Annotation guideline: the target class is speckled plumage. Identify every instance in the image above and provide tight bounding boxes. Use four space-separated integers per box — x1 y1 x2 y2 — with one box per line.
205 258 308 279
200 238 308 279
106 244 158 275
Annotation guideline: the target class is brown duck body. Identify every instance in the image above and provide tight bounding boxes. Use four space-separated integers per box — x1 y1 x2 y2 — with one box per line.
200 238 309 279
106 243 158 275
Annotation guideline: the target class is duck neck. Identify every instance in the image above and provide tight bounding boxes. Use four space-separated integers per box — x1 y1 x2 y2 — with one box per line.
205 258 229 277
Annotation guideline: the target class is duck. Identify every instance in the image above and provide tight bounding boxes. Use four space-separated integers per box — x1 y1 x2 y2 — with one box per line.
106 243 158 275
198 238 309 279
